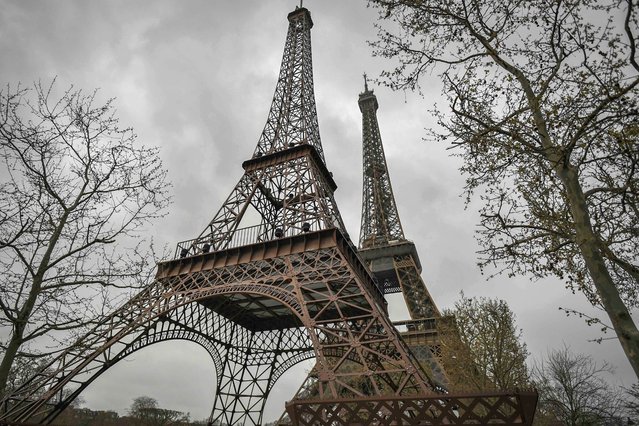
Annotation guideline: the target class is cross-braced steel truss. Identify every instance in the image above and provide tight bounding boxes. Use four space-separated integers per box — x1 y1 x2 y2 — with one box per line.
358 79 405 250
356 80 447 388
355 73 537 425
286 390 538 425
0 5 537 425
253 8 323 161
0 230 438 425
357 80 440 318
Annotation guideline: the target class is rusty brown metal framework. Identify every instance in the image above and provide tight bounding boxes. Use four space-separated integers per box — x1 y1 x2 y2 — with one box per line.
286 390 539 425
0 6 536 426
0 7 435 426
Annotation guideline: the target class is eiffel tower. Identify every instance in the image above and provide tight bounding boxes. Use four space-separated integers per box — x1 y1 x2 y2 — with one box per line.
0 6 538 426
356 77 448 385
0 6 436 426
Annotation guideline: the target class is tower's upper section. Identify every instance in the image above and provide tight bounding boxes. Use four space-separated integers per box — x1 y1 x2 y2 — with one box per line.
252 7 325 162
358 76 378 113
358 79 405 249
176 6 347 258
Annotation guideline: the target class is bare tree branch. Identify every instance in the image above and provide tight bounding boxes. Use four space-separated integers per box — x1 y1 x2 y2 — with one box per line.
0 80 171 397
370 0 639 377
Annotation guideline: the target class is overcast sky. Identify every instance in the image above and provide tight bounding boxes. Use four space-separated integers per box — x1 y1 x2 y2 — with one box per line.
1 0 634 422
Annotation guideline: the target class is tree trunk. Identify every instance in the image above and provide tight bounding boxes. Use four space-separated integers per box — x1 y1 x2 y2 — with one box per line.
0 274 45 397
0 209 70 395
519 73 639 380
560 165 639 379
0 327 25 398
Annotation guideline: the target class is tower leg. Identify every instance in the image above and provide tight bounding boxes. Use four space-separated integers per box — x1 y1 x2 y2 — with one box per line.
0 230 436 424
39 302 230 424
209 326 315 426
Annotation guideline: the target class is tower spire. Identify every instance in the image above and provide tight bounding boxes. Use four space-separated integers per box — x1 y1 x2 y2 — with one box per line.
253 6 323 160
356 79 447 386
358 82 404 248
187 5 345 253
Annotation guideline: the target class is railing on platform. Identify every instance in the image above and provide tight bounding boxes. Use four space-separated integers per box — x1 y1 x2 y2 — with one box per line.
174 223 324 259
285 389 539 425
172 224 387 298
392 317 438 334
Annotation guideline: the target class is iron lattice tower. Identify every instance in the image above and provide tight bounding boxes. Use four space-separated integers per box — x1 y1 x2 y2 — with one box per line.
0 8 538 426
0 7 435 426
352 79 538 424
357 78 449 385
357 79 439 320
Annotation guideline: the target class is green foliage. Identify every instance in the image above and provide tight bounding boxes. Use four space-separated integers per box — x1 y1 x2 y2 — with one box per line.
439 293 530 391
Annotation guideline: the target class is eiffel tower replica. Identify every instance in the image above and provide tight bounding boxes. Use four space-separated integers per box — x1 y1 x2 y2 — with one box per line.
0 6 537 426
356 77 448 385
0 6 435 426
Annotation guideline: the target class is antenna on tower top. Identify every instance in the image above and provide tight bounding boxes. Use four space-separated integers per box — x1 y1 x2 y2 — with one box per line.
300 0 303 7
363 73 369 92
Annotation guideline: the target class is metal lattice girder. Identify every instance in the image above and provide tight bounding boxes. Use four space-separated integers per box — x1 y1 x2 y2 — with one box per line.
254 8 323 160
358 81 440 319
394 318 449 392
393 254 441 319
285 390 539 426
162 229 439 398
0 230 440 425
358 84 405 249
353 84 539 423
186 144 348 256
173 7 346 258
355 81 447 388
208 326 314 425
355 83 441 320
0 297 316 425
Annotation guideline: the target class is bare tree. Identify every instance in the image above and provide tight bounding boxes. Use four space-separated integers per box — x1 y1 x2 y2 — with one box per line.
3 356 50 398
129 396 190 426
129 396 160 417
623 383 639 422
369 0 639 377
0 81 171 397
438 294 530 391
532 346 624 425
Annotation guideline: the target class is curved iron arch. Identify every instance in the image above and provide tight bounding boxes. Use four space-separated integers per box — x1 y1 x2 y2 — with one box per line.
3 275 367 425
47 320 225 422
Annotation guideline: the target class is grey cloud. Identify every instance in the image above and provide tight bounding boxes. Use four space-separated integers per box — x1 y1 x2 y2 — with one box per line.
1 0 633 421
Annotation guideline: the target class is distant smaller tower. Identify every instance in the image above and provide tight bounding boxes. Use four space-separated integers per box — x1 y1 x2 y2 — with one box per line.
357 76 449 386
357 75 440 320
